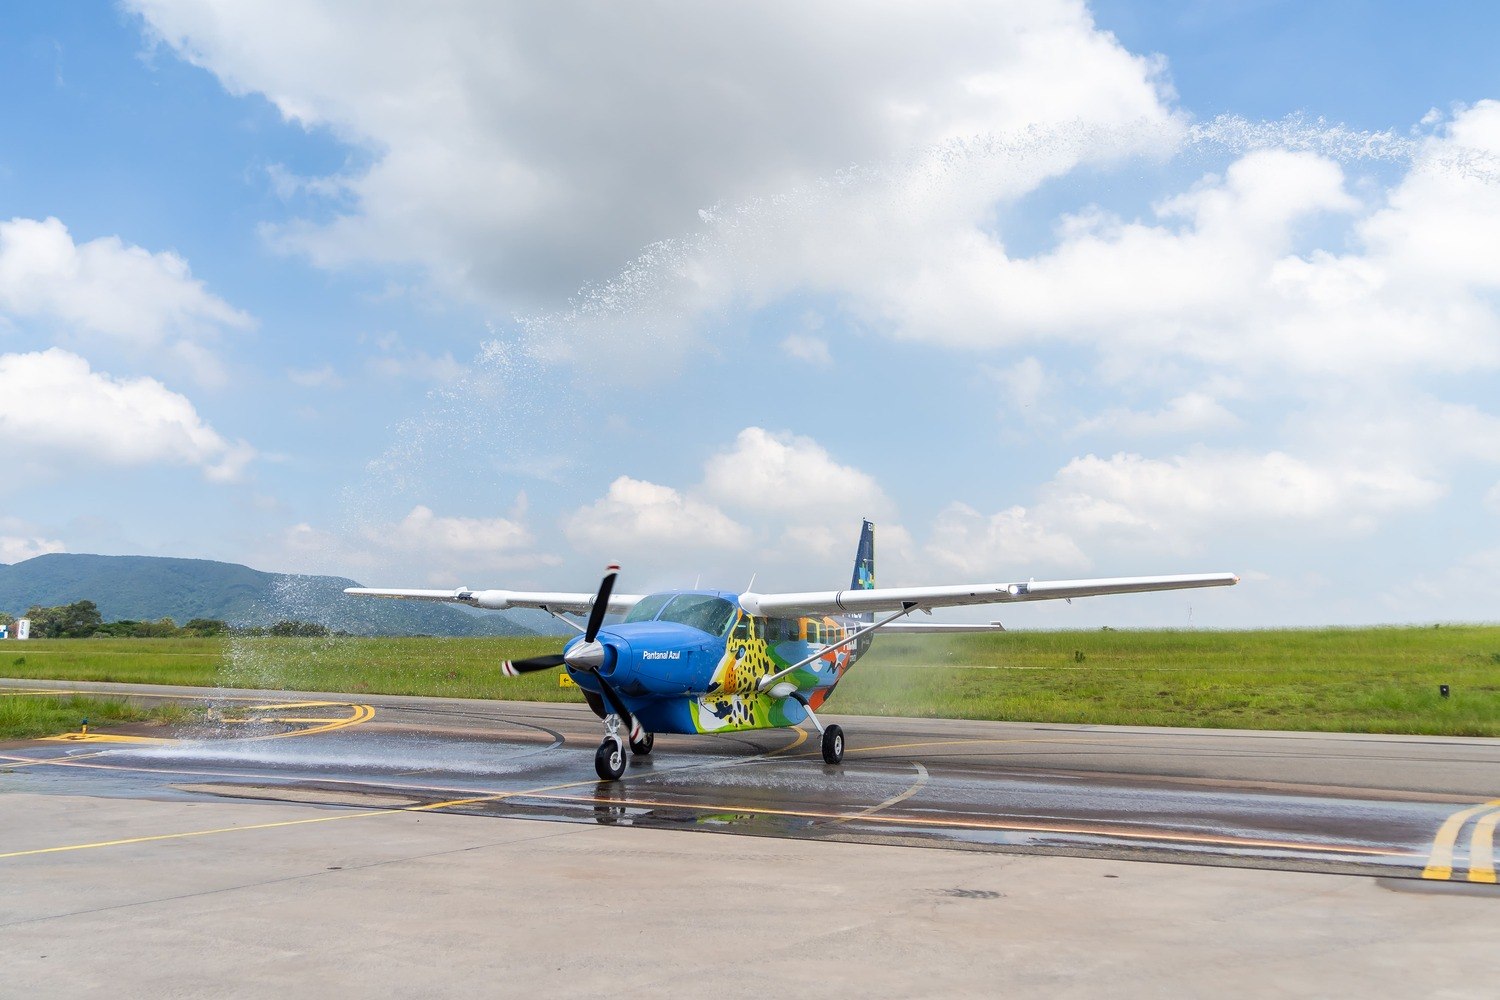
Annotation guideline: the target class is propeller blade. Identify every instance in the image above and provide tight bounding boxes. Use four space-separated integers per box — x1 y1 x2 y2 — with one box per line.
500 653 566 677
583 563 619 643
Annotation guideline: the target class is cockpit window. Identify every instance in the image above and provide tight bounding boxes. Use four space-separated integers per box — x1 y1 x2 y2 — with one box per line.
622 593 673 624
657 594 737 636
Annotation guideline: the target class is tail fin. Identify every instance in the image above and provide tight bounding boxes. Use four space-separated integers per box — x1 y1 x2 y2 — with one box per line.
850 520 876 633
851 519 875 590
851 520 875 611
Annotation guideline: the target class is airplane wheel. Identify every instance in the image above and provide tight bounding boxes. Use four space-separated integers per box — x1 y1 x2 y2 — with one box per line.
595 738 626 781
630 732 654 756
821 724 845 765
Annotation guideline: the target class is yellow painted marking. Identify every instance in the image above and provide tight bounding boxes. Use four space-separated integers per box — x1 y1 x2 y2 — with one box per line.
38 733 173 745
517 790 1414 858
208 703 376 742
839 735 1107 756
0 810 395 859
766 727 809 757
1422 799 1500 880
5 688 374 745
0 775 607 861
836 762 928 823
558 673 576 689
1467 809 1498 884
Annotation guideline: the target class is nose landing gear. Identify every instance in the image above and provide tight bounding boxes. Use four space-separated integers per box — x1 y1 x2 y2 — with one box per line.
595 713 652 780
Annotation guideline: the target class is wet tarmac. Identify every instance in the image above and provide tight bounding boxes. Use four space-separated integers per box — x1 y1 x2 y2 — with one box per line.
4 679 1498 884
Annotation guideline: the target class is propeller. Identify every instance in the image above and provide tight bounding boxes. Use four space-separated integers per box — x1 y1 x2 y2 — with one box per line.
499 653 564 676
498 564 642 741
499 563 619 676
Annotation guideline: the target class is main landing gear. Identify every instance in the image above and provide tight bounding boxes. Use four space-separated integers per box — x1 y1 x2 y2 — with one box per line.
594 713 653 781
790 693 845 765
821 724 845 765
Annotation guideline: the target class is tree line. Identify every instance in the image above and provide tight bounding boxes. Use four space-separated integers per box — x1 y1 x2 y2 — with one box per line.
1 601 337 638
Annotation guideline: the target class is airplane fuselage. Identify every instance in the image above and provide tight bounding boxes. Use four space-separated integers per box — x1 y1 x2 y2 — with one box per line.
564 589 869 737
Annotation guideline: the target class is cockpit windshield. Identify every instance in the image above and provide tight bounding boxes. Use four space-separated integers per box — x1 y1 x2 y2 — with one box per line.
657 594 737 636
621 593 673 624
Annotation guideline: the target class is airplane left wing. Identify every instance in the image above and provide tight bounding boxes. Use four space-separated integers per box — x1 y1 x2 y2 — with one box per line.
344 586 645 614
738 573 1238 618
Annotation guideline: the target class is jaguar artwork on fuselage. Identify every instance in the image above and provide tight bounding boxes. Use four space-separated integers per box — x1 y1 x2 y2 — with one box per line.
347 520 1238 781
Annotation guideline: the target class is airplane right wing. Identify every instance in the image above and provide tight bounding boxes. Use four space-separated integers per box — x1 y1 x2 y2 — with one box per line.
737 573 1238 618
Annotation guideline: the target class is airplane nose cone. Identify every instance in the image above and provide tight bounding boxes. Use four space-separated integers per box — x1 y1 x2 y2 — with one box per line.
564 639 606 671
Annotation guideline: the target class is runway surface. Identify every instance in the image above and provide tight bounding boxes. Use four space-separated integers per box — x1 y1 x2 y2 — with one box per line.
4 678 1498 884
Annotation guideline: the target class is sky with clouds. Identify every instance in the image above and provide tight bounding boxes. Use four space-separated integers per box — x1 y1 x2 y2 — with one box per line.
1 1 1497 627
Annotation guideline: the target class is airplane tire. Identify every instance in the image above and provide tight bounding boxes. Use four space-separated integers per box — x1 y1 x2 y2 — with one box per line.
595 738 626 781
630 732 654 756
821 724 845 765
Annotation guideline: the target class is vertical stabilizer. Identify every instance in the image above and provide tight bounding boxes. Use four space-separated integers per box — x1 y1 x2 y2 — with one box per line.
848 520 876 643
850 519 875 591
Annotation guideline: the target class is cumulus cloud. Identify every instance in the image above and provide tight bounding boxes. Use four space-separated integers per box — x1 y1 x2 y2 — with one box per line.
702 427 889 517
924 502 1088 577
0 349 254 484
0 217 252 383
370 504 531 554
780 334 832 367
128 0 1175 313
990 356 1053 414
1073 392 1241 438
0 517 66 564
565 476 749 553
1043 450 1444 541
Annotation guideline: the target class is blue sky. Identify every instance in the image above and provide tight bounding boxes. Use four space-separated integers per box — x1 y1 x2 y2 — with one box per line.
1 1 1497 627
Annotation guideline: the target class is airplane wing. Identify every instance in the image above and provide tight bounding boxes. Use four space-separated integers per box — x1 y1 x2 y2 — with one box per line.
343 586 645 615
737 573 1238 618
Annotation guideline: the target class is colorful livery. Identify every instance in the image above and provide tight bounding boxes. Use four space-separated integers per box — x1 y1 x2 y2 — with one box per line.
347 521 1237 780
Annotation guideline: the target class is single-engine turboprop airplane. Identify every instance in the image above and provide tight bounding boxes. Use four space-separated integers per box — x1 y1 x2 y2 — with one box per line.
347 521 1237 781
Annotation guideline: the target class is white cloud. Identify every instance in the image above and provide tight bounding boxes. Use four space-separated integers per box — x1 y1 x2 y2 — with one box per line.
780 334 833 367
702 427 889 516
1073 392 1241 437
1486 482 1500 514
990 356 1053 413
0 216 252 383
0 517 66 564
128 0 1175 313
1043 450 1444 541
924 502 1089 577
0 349 254 484
565 476 749 553
371 505 531 555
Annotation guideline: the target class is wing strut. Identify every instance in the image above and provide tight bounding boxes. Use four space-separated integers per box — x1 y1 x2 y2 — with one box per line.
755 602 919 695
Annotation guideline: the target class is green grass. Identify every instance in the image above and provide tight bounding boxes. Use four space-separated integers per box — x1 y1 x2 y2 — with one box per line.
3 625 1498 737
0 693 195 740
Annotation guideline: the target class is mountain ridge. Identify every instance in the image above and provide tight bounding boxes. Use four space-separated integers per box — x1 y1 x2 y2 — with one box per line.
0 552 555 637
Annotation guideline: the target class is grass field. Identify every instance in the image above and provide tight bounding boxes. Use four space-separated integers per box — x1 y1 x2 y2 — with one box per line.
0 692 195 741
2 625 1498 737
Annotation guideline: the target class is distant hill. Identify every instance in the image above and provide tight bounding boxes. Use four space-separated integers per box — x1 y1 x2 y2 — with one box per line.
0 553 560 637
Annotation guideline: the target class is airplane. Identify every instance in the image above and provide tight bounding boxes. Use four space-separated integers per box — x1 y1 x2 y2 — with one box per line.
346 521 1237 781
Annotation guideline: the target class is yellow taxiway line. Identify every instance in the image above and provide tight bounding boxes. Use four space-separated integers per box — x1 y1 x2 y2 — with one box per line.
515 788 1416 859
0 775 607 862
1421 799 1500 881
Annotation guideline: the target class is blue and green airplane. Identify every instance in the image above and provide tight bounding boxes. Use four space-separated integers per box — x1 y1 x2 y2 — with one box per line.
347 521 1237 780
